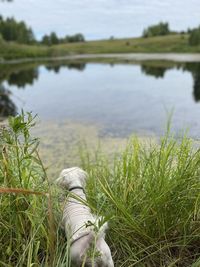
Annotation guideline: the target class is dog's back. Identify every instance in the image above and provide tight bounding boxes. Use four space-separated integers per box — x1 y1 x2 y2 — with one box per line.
56 167 114 267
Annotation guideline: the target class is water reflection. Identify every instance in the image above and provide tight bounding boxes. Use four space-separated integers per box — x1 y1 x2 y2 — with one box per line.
184 63 200 102
140 62 200 103
0 60 200 137
0 61 86 87
0 64 38 87
141 65 169 78
0 61 86 119
45 62 86 73
193 71 200 102
1 61 200 87
7 68 39 88
0 84 16 118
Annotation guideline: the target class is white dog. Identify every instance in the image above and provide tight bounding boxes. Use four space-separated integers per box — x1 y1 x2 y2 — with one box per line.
56 167 114 267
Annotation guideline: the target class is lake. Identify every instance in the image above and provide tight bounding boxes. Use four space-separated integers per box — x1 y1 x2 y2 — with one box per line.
1 58 200 176
1 59 200 137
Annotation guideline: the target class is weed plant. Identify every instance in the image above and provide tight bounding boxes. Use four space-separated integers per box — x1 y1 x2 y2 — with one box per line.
1 113 200 266
82 134 200 266
0 113 70 267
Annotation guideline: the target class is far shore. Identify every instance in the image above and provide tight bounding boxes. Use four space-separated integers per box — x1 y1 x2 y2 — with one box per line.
1 53 200 65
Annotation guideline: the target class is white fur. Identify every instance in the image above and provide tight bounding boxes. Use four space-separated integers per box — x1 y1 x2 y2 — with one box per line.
56 167 114 267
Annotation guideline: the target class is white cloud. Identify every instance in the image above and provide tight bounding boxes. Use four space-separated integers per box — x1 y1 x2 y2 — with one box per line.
0 0 200 40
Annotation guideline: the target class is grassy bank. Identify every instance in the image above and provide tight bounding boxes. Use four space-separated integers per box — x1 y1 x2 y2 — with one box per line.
1 34 200 60
0 42 52 60
1 113 200 266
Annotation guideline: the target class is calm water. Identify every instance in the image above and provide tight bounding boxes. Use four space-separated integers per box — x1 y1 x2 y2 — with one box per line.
1 60 200 138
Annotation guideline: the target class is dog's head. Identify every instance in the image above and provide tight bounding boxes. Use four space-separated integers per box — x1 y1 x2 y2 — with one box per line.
56 167 88 190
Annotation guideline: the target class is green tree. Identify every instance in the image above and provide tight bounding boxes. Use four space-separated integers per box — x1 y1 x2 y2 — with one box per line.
189 26 200 46
49 32 59 45
41 32 59 45
41 34 50 45
74 33 85 42
143 22 170 38
65 33 85 43
0 16 35 44
41 32 85 45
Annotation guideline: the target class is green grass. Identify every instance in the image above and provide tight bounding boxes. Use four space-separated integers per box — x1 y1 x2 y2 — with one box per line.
50 34 200 55
0 41 52 60
82 132 200 266
0 113 70 267
1 34 200 60
1 113 200 266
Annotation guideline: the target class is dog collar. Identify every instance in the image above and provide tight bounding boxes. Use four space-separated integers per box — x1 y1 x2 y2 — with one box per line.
68 186 85 193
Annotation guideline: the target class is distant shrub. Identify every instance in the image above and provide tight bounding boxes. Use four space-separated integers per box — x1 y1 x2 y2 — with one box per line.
143 22 170 38
41 32 59 46
64 33 85 43
189 26 200 46
41 32 85 46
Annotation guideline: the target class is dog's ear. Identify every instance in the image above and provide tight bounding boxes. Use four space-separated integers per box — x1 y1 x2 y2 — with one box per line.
55 171 67 189
77 168 88 187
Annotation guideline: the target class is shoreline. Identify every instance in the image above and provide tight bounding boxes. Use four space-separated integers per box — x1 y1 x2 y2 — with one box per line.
1 53 200 65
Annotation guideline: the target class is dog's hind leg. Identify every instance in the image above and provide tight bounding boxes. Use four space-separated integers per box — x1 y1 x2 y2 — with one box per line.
70 233 94 266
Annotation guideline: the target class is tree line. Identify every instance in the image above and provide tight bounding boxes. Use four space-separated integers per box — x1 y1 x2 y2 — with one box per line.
188 26 200 46
41 32 85 45
0 14 200 46
142 22 170 38
0 16 34 44
0 16 85 45
142 22 200 46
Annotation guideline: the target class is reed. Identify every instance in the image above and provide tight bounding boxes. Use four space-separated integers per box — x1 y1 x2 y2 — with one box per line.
1 113 200 266
82 133 200 266
0 112 70 266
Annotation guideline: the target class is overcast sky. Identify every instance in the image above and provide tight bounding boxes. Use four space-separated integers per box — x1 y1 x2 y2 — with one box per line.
0 0 200 40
